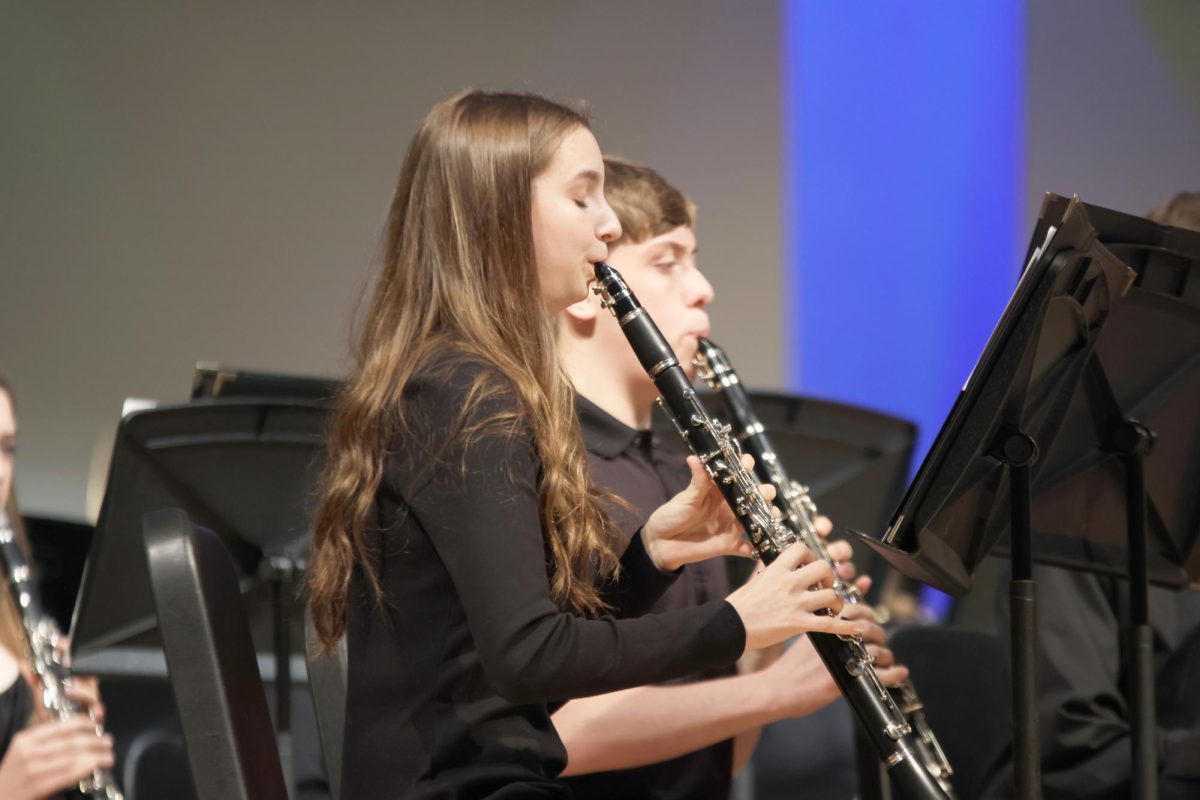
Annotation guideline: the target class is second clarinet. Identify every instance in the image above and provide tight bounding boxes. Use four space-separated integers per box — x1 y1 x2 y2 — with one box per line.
592 262 951 800
694 336 956 798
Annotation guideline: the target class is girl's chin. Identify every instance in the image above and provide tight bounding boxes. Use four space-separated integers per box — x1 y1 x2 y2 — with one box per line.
542 286 589 315
570 281 592 306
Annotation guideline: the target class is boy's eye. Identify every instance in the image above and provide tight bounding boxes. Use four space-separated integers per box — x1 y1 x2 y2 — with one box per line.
575 198 589 209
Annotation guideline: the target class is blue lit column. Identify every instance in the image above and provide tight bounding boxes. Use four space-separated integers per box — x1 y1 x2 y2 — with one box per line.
782 1 1026 466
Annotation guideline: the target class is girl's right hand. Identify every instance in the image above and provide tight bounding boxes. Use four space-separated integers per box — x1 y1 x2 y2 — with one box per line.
0 716 114 800
725 543 867 652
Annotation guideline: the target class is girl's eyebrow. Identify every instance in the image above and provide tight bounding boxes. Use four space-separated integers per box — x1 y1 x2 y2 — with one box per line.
570 169 602 186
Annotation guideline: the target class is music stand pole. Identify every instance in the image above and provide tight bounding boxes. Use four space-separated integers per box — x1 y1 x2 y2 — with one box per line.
995 430 1041 800
269 558 296 799
1111 420 1157 800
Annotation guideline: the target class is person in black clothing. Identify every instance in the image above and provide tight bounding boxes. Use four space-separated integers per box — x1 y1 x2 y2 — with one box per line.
305 91 869 799
0 376 114 799
552 157 905 798
1012 560 1200 799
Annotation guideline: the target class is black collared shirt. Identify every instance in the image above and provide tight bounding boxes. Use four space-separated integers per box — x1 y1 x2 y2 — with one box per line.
562 395 735 800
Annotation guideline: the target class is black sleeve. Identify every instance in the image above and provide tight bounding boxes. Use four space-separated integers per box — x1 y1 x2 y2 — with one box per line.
0 673 32 759
604 528 681 619
394 364 745 705
1030 564 1135 794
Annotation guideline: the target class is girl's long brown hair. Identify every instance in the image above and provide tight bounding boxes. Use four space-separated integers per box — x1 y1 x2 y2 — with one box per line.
0 379 31 659
308 90 625 652
0 494 31 659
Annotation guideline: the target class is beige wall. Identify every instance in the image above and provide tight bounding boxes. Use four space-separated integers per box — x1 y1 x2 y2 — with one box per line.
1 2 784 518
1025 0 1200 223
7 1 1197 522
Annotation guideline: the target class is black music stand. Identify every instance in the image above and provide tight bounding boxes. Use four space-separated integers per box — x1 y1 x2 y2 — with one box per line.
1013 204 1200 584
69 397 329 795
191 363 338 402
995 202 1200 798
852 195 1140 799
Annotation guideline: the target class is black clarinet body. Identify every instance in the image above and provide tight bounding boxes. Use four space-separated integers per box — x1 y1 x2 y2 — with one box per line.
694 337 957 799
592 263 950 800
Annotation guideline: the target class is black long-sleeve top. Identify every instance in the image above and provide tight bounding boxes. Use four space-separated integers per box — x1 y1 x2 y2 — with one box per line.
340 358 746 799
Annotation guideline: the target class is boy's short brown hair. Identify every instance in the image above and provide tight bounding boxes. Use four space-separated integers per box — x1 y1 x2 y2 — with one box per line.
604 156 696 246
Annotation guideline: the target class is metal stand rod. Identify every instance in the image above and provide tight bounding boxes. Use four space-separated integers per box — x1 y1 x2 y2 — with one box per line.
1008 459 1041 800
1121 442 1157 800
272 566 295 798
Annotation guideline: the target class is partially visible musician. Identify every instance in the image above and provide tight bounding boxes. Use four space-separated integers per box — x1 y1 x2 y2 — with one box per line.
0 376 114 800
305 90 867 799
552 157 906 799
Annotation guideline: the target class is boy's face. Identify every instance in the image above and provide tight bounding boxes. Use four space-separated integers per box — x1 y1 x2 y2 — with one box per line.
604 224 713 377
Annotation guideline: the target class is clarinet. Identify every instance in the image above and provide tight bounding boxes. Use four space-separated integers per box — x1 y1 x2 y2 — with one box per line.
0 511 124 800
592 263 950 800
693 337 957 798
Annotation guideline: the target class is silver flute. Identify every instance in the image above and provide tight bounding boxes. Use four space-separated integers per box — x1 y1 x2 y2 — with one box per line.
693 336 955 797
0 510 124 800
593 262 950 800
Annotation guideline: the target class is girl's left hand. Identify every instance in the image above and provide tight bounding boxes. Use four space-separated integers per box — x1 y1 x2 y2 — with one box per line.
641 455 767 572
